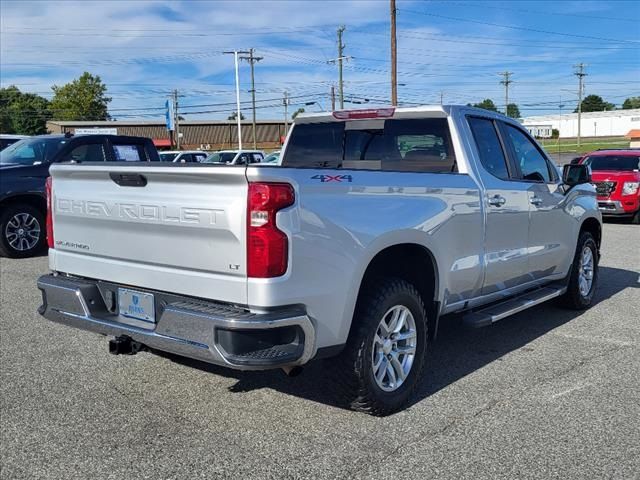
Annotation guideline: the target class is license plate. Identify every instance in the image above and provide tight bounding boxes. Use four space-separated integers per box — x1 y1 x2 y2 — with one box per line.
118 288 155 323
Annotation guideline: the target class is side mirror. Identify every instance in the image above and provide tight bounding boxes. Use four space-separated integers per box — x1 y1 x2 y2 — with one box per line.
562 164 591 187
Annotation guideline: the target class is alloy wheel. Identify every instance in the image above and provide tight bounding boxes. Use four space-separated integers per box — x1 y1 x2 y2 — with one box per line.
371 305 417 392
578 245 594 297
5 213 41 252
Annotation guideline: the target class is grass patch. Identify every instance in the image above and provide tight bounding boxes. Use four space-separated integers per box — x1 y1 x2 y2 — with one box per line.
539 136 629 154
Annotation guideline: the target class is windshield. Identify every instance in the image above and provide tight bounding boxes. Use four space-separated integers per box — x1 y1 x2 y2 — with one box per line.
583 155 640 171
0 137 68 165
203 152 237 163
159 152 179 162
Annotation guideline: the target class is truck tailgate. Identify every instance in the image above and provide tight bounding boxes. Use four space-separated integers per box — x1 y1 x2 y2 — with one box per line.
48 164 248 304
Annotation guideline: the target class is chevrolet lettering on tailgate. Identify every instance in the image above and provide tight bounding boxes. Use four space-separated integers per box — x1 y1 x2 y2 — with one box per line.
56 198 220 226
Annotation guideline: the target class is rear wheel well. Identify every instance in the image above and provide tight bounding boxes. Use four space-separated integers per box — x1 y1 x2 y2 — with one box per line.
356 244 439 339
0 195 46 216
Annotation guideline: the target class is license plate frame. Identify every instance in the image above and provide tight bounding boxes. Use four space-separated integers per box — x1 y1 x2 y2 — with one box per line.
118 288 155 324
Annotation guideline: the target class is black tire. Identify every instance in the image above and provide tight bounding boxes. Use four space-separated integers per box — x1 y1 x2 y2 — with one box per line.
631 210 640 225
0 204 46 258
330 277 428 416
560 232 598 310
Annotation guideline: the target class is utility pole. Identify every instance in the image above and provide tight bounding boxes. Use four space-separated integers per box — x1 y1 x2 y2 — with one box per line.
338 26 346 109
440 91 444 105
558 95 564 156
172 89 181 149
327 27 350 110
240 48 263 150
330 85 336 111
499 71 513 116
390 0 398 106
574 63 587 148
283 91 289 136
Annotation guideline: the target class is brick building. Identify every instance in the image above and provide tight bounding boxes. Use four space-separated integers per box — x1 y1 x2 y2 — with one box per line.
46 120 287 150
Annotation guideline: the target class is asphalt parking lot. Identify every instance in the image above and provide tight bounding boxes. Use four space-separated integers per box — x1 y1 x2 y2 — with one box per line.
1 222 639 480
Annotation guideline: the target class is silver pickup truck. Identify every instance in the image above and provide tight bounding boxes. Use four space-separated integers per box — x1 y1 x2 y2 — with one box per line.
38 105 601 415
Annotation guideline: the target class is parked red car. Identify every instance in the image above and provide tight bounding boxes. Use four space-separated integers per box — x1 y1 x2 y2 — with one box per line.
574 149 640 223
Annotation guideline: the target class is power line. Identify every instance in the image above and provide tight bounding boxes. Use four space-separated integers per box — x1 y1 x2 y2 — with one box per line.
399 9 640 44
412 1 639 23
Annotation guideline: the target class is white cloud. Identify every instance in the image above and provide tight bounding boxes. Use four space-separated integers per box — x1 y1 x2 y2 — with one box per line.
1 0 638 119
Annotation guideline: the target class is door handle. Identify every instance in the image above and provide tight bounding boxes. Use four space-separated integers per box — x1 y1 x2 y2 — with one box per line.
488 195 506 207
530 196 543 206
109 173 147 187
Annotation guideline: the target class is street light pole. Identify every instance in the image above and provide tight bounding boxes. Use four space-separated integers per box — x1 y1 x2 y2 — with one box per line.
224 50 250 150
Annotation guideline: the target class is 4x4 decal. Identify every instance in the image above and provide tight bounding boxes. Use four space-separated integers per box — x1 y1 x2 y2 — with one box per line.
311 174 353 183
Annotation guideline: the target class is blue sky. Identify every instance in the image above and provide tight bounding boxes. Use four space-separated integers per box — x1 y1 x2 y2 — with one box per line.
1 0 638 120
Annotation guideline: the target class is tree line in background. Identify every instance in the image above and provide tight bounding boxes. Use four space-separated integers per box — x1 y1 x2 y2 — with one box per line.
0 72 111 135
1 70 639 136
470 95 640 118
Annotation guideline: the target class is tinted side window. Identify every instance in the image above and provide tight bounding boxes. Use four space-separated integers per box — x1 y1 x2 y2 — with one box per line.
62 142 106 162
505 125 551 182
468 117 510 180
193 153 207 163
283 119 456 172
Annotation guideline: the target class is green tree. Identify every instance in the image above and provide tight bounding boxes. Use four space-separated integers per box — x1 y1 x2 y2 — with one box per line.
0 86 51 135
507 103 521 118
227 111 245 120
0 86 21 133
574 94 615 113
472 99 498 112
291 107 305 119
622 97 640 109
50 72 111 120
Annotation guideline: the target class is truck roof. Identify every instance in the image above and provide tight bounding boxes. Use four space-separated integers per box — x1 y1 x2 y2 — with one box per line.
293 104 503 124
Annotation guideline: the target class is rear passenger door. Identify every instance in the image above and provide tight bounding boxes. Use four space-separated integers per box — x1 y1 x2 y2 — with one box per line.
500 123 573 279
467 116 531 295
58 138 108 162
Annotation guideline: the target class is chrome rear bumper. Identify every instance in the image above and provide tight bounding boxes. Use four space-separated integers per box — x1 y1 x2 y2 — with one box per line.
37 274 316 370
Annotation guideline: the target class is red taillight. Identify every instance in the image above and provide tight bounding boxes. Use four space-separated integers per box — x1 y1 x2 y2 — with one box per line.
332 108 395 120
247 182 294 278
45 176 54 249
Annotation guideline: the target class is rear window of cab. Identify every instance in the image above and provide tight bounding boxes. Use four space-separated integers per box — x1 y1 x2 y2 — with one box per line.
282 118 457 173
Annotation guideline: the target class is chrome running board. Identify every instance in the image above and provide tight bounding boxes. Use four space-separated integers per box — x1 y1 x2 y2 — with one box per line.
463 285 567 328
